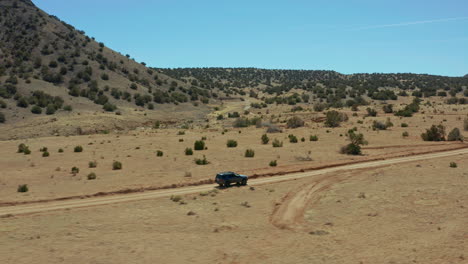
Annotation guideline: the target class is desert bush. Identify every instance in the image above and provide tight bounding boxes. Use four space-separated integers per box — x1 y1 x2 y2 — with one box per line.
464 117 468 131
286 116 304 128
313 103 327 112
382 104 393 113
58 148 64 153
0 99 6 108
194 140 205 150
310 135 318 141
228 112 240 118
272 139 283 147
325 110 348 127
17 184 28 193
341 131 367 155
71 167 80 174
156 150 164 156
401 123 408 127
42 151 50 157
170 195 182 202
101 73 109 80
269 160 277 167
194 155 209 165
0 112 5 123
402 131 409 137
372 121 387 130
245 149 255 158
31 105 42 114
366 108 377 117
74 146 83 152
112 161 122 170
449 162 457 168
226 140 238 148
87 172 97 180
447 128 463 141
17 97 29 108
288 134 298 143
185 148 193 155
103 102 117 112
266 124 282 133
421 125 446 141
261 134 269 144
89 161 97 168
63 105 73 111
45 104 56 115
18 143 28 153
385 118 394 128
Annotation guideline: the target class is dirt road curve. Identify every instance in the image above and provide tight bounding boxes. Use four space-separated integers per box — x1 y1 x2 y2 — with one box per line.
1 147 467 217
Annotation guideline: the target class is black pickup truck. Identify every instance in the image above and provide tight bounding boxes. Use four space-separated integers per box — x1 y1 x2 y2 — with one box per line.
215 172 248 187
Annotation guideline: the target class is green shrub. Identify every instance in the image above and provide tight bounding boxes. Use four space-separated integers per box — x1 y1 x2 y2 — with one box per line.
217 114 224 120
194 155 209 165
402 131 409 137
340 143 361 155
18 143 28 153
226 140 238 148
0 112 4 123
31 105 42 114
42 151 50 157
23 148 31 155
421 125 446 141
447 128 463 141
17 184 28 193
45 104 56 115
177 131 185 135
382 104 393 113
89 161 97 168
261 134 269 144
101 73 109 80
325 110 348 127
185 148 193 155
245 149 255 158
87 172 97 180
0 99 6 108
401 123 408 127
40 147 48 152
272 139 283 147
63 105 73 111
194 140 205 150
341 131 367 155
286 116 304 128
372 121 387 130
156 150 164 156
310 135 318 141
74 146 83 152
71 167 80 174
269 160 277 167
464 117 468 131
103 102 117 112
288 134 298 143
113 161 122 170
449 162 457 168
366 108 377 117
58 148 64 153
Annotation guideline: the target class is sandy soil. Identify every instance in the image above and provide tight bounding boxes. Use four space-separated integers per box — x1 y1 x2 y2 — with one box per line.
1 152 466 264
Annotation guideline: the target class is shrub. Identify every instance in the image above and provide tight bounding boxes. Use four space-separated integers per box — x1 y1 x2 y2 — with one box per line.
340 143 361 155
447 128 463 141
272 139 283 147
402 131 409 137
17 97 29 108
385 118 394 128
382 104 393 113
449 162 457 168
185 148 193 155
464 117 468 131
217 114 224 120
325 111 348 127
341 131 367 155
288 134 298 143
366 108 377 117
71 167 80 174
18 143 28 153
313 103 327 112
245 149 255 157
266 124 282 133
89 161 97 168
31 105 42 114
261 134 269 144
269 160 277 167
63 105 73 111
227 112 240 118
301 137 305 142
401 123 408 127
0 99 6 108
156 150 164 156
42 151 50 157
421 125 446 141
194 140 205 150
194 155 209 165
87 172 97 180
286 116 304 128
17 184 28 193
103 102 117 112
113 161 122 170
372 121 387 130
46 104 56 115
170 195 182 202
74 146 83 152
58 148 64 153
101 73 109 80
226 140 238 148
310 135 318 141
0 112 4 123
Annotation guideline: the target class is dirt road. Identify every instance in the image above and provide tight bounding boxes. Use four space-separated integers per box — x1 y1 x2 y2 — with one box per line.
1 147 467 217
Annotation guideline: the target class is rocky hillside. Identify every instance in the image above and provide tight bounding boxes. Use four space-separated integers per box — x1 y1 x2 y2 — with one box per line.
0 0 216 127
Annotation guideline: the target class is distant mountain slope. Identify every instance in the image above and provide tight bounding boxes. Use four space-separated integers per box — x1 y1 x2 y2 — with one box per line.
0 0 215 125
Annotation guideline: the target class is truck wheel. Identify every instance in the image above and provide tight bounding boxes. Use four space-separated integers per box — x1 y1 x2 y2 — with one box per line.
225 182 230 187
242 179 247 185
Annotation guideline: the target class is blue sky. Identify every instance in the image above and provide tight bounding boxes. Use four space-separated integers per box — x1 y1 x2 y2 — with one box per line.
33 0 468 76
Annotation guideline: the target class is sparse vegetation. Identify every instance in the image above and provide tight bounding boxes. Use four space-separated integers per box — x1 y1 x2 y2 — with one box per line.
341 131 367 155
245 149 255 157
288 134 298 143
42 151 50 157
269 160 277 167
421 125 446 141
87 172 97 180
272 139 283 147
17 184 29 193
261 134 269 144
185 148 193 155
310 135 318 141
71 167 80 174
89 161 97 168
194 140 205 150
112 161 122 170
325 110 348 127
156 150 164 156
449 162 457 168
74 146 83 152
226 140 238 148
286 116 304 128
194 155 209 165
402 131 409 137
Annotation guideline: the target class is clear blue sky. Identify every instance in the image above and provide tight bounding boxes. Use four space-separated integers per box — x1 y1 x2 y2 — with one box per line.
33 0 468 76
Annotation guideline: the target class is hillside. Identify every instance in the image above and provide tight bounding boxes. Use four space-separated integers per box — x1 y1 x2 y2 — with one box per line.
0 0 214 137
